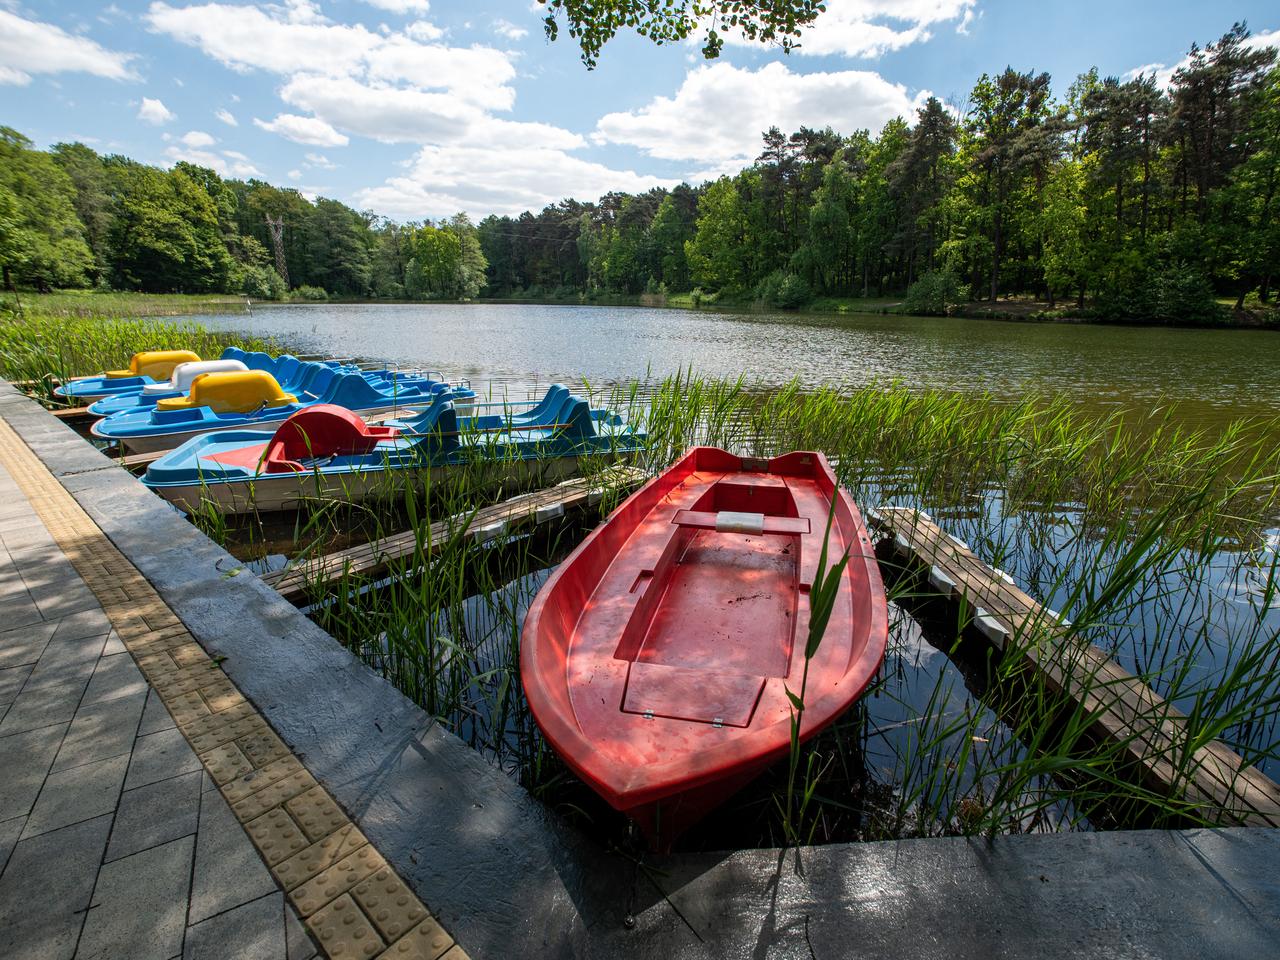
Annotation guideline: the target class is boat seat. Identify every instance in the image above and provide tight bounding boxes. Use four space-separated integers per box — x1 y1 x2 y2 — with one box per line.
262 404 399 473
672 510 810 536
621 661 766 727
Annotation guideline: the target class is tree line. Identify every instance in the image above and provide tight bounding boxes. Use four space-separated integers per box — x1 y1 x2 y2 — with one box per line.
2 23 1277 323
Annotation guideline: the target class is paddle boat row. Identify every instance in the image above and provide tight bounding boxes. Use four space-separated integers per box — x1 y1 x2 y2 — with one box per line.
84 355 443 417
55 347 446 403
90 367 476 454
141 385 646 514
520 446 888 850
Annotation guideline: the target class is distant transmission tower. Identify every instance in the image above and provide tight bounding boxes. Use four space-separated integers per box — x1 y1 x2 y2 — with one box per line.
264 214 289 287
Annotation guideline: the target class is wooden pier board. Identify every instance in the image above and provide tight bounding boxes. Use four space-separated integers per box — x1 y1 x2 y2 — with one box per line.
870 505 1280 828
261 465 647 604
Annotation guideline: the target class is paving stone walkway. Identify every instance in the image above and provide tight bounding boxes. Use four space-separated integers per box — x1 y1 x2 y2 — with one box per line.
0 418 462 960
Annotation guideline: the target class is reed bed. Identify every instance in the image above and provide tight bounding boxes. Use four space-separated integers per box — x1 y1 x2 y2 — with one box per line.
0 302 278 403
191 374 1280 850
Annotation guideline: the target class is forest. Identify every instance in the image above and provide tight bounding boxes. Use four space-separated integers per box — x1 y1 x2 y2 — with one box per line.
1 23 1277 323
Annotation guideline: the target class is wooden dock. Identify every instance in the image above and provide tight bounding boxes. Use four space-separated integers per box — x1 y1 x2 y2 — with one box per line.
261 466 647 604
870 506 1280 828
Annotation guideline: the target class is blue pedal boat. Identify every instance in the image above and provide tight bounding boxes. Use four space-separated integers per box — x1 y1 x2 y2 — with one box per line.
91 368 473 455
140 386 646 514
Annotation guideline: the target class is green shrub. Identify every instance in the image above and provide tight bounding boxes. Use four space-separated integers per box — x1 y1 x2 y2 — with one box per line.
903 268 968 316
290 284 329 302
238 264 287 300
756 270 813 310
1094 262 1227 325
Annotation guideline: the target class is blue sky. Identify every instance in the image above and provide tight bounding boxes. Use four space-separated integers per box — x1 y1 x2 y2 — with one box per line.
2 1 1277 221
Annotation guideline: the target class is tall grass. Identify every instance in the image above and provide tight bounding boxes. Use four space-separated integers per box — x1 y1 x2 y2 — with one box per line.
0 302 278 403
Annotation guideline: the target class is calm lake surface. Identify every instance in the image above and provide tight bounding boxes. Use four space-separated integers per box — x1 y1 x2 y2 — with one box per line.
188 302 1280 429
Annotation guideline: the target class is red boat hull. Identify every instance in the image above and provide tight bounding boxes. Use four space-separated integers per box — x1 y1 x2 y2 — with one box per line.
521 447 888 850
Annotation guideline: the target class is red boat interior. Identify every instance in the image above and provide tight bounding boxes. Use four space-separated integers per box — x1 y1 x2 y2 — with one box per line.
523 448 887 848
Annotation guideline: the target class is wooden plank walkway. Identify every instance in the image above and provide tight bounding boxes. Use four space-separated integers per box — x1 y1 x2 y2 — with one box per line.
870 506 1280 828
261 465 648 604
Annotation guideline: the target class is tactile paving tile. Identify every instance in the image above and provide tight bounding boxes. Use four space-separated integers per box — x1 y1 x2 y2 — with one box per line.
231 768 318 822
286 785 350 841
199 740 255 786
198 679 246 714
437 947 470 960
238 728 292 768
307 894 385 960
290 845 386 916
222 755 306 803
188 714 268 753
180 700 257 739
161 690 213 725
275 824 369 890
136 652 180 678
246 807 311 865
372 916 454 960
352 867 430 942
169 641 211 667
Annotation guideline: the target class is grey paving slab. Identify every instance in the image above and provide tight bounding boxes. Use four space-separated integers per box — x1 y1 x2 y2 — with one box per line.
27 587 101 623
81 652 148 706
21 632 108 693
101 631 126 657
125 727 202 790
79 835 194 960
49 608 112 643
0 814 111 960
0 595 43 630
138 687 177 737
0 619 56 668
21 753 129 840
0 676 88 736
0 662 32 704
189 791 278 925
284 902 318 960
50 689 145 773
0 722 68 821
105 770 201 864
183 892 288 960
0 815 24 876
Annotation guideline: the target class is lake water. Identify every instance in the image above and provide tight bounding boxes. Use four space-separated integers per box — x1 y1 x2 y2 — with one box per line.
189 302 1280 429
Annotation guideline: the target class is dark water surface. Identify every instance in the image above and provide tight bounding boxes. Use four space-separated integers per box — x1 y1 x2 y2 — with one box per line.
188 302 1280 429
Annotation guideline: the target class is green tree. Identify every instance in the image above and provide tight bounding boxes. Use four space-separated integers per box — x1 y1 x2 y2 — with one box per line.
0 128 93 291
685 177 749 292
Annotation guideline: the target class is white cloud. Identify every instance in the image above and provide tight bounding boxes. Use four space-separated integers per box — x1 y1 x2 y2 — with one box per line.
305 152 336 168
595 61 923 173
253 113 349 146
287 169 302 180
404 19 443 41
354 142 676 219
493 18 528 41
179 129 215 147
165 145 260 177
717 0 977 58
145 2 512 109
0 10 135 85
215 107 237 126
359 0 430 13
138 96 176 124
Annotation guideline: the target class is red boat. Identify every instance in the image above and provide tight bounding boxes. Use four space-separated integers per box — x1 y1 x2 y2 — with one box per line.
521 447 888 849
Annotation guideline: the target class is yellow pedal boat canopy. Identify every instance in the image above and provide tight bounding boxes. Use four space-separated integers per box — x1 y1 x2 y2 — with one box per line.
155 370 298 414
106 350 201 380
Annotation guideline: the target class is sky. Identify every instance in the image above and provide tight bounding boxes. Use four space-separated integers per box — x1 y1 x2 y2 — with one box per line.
2 0 1278 222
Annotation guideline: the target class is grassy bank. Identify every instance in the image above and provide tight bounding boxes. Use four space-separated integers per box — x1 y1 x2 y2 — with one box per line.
0 296 279 403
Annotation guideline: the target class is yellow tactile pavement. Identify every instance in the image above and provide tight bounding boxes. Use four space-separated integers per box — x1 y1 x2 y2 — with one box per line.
0 417 468 960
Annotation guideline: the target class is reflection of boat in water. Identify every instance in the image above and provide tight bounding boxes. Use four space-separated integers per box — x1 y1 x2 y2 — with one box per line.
521 446 888 850
141 387 645 514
